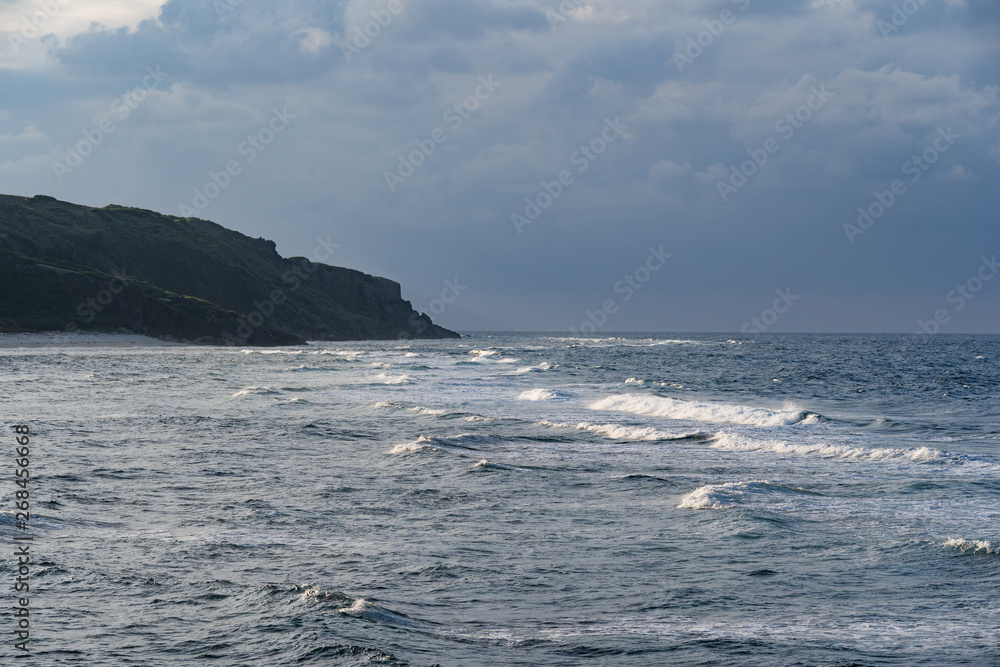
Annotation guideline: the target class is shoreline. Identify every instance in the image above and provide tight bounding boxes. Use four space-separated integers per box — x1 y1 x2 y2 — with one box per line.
0 331 186 348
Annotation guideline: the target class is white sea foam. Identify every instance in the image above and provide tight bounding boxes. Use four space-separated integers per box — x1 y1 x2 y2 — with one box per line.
374 373 413 385
540 420 706 442
297 585 350 603
337 598 423 628
551 337 705 348
590 394 805 427
473 459 515 471
390 433 494 455
709 431 948 463
518 388 567 401
943 538 998 555
410 406 447 416
677 480 807 510
678 480 776 510
231 386 280 397
624 378 686 389
390 437 438 454
469 349 499 358
512 362 558 374
318 350 364 358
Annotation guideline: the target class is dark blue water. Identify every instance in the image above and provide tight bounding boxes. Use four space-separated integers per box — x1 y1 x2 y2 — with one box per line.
2 333 998 665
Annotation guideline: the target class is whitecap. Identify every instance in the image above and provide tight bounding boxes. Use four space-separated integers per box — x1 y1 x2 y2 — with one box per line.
374 373 413 385
943 538 998 555
389 433 493 455
540 420 707 442
709 431 949 463
390 437 437 454
410 406 447 416
590 393 805 427
231 386 280 397
677 480 809 510
517 388 568 401
473 459 515 471
337 598 423 629
512 362 558 374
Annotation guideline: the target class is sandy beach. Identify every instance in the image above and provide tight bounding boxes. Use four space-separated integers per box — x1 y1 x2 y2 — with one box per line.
0 331 185 348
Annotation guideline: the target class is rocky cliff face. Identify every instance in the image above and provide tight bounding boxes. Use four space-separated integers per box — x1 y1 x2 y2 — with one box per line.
0 195 459 344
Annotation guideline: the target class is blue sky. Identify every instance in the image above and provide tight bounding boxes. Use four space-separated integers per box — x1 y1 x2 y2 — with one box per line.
2 0 998 332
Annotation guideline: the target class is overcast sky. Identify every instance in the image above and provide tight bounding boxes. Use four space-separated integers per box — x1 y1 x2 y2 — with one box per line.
2 0 998 333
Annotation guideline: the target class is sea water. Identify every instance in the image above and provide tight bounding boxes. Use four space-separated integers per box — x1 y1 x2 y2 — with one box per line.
1 333 998 665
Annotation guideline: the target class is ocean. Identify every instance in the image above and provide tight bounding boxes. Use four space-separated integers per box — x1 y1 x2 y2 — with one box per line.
2 333 998 665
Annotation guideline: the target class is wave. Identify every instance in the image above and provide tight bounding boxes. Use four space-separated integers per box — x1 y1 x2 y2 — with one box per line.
518 388 569 402
677 480 813 510
297 587 424 630
540 420 708 442
550 336 707 347
625 377 687 390
390 439 437 454
472 459 516 471
511 362 559 374
709 431 951 463
318 350 365 358
231 386 280 397
589 393 808 427
943 538 998 555
390 433 497 455
374 402 484 420
468 349 500 358
373 373 413 385
338 598 410 624
410 406 447 416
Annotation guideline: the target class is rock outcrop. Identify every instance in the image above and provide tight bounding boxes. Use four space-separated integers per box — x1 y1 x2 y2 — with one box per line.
0 195 459 344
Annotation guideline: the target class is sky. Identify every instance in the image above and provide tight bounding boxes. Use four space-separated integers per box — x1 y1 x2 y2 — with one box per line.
1 0 998 333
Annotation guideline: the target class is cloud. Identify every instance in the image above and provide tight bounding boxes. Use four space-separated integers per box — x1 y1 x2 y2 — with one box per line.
0 123 46 142
0 0 997 331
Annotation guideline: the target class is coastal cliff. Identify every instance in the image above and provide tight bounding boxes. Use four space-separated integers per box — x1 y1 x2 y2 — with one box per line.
0 195 459 344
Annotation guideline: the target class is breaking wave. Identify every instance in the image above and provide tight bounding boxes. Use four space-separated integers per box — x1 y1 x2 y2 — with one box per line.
373 373 413 385
540 420 708 442
590 393 808 427
677 480 814 510
389 434 499 455
511 362 559 374
943 538 998 555
709 431 951 463
518 388 569 402
231 386 280 397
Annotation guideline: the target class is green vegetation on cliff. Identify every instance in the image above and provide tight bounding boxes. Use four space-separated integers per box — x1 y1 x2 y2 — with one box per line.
0 195 459 344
